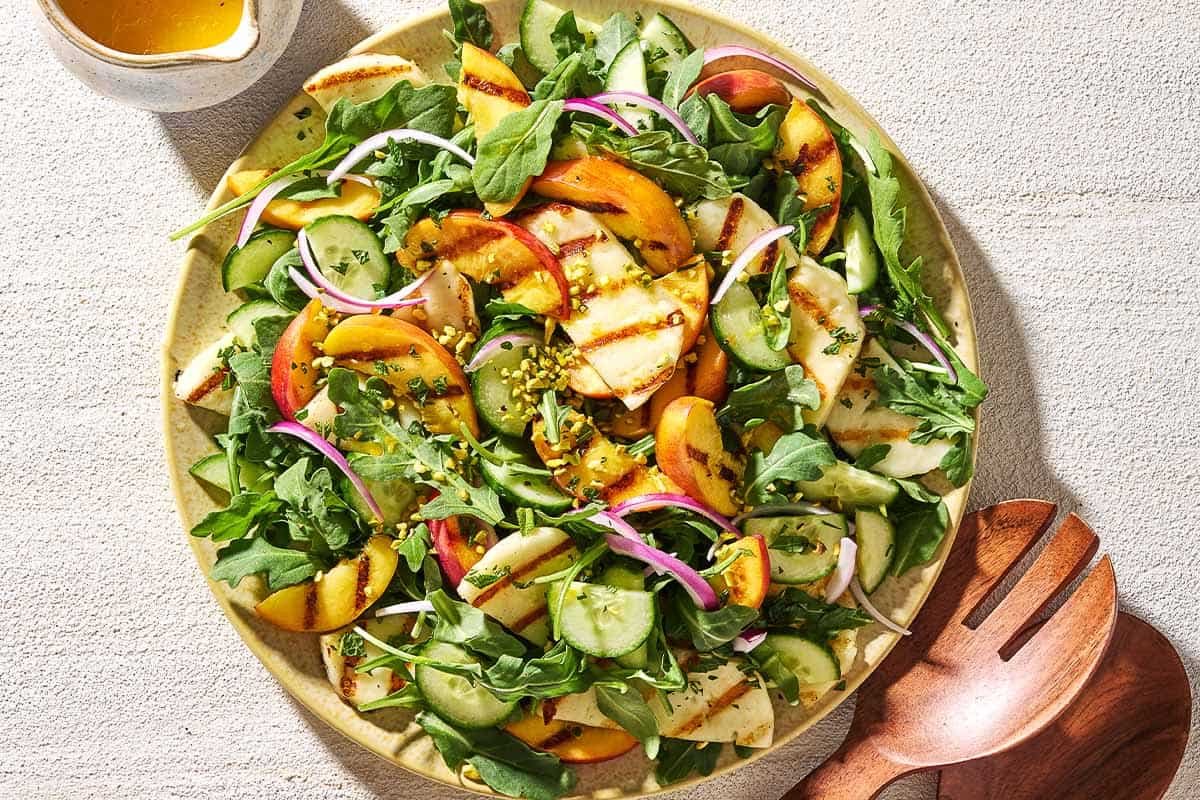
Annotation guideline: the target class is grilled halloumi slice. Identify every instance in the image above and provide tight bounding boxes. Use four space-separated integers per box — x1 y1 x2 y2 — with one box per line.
518 204 686 410
787 255 864 427
303 53 429 112
395 262 480 348
797 625 859 709
826 339 952 477
551 657 775 748
320 614 423 705
456 527 579 646
174 333 235 415
686 193 787 276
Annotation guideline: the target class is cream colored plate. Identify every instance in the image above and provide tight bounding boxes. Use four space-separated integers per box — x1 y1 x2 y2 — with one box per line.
161 1 980 796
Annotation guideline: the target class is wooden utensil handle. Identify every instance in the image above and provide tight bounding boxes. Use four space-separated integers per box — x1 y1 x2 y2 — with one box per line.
781 736 912 800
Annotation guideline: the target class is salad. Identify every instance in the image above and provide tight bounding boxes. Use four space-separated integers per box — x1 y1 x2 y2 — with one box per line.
172 0 987 796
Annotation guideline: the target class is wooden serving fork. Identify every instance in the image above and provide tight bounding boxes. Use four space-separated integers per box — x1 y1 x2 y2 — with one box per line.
782 500 1118 800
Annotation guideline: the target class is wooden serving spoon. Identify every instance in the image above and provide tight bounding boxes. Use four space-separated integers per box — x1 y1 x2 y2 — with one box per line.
781 500 1119 800
937 611 1192 800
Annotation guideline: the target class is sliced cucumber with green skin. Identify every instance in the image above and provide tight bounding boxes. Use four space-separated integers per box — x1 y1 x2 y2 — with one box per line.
520 0 599 72
855 509 895 593
760 633 840 684
605 39 652 131
189 453 271 494
226 299 290 347
841 207 879 294
598 563 649 666
221 228 296 292
797 460 900 509
344 454 419 527
416 641 517 729
640 12 692 72
470 333 539 437
479 437 573 513
548 581 656 658
744 514 847 584
303 216 390 301
711 280 792 372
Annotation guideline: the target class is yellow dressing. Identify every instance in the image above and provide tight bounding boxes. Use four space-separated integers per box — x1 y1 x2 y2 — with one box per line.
58 0 243 55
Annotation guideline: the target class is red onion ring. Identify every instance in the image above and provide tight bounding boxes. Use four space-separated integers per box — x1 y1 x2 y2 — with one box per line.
732 628 767 653
850 577 912 636
374 600 436 618
858 306 958 384
609 493 740 538
464 333 542 373
711 224 794 304
588 91 698 144
296 228 430 309
824 536 857 602
596 511 719 610
288 267 376 314
326 128 475 185
732 502 835 527
267 421 383 522
564 98 638 136
235 171 375 248
702 45 818 93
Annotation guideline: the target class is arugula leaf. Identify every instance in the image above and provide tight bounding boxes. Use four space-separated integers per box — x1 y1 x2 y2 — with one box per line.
428 589 527 659
773 172 824 253
717 365 820 432
854 443 892 470
417 712 576 800
191 491 282 542
666 591 758 651
274 457 357 553
209 534 320 590
595 684 660 758
473 100 564 203
578 126 730 201
939 434 973 486
655 738 722 785
661 48 705 110
761 588 872 640
743 430 835 504
356 681 424 712
763 251 792 351
396 522 432 572
538 389 567 445
532 52 585 101
873 365 975 444
593 13 638 69
448 0 492 49
484 641 591 700
550 11 585 58
705 96 785 177
678 94 711 147
264 249 310 312
891 498 950 574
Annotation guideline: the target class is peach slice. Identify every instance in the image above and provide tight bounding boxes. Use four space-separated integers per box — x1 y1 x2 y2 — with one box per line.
255 535 398 632
531 158 695 274
506 714 638 764
687 69 790 114
458 43 532 218
606 404 652 440
775 99 842 254
228 169 380 229
656 396 743 516
321 314 480 436
271 299 332 420
396 210 569 318
649 323 729 426
709 534 770 609
430 515 492 586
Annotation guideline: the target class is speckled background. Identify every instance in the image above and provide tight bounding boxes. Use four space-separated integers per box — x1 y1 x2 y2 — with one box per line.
2 0 1197 798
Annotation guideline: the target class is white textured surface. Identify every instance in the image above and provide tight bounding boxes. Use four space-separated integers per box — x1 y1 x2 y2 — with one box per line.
2 0 1198 798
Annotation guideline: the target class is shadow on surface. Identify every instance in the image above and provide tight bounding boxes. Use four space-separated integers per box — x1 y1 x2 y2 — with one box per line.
157 0 371 193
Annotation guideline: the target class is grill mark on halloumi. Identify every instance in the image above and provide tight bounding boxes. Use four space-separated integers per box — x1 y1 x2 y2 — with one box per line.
512 605 549 633
760 239 780 270
626 365 675 396
787 284 839 334
834 425 915 443
557 233 605 259
341 656 361 699
353 554 372 612
187 367 229 403
305 62 415 94
715 196 745 252
389 672 406 693
576 313 685 354
803 365 829 403
461 73 531 106
671 681 755 737
470 539 577 607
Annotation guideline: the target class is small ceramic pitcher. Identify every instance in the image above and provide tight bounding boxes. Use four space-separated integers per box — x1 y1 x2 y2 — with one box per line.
33 0 303 112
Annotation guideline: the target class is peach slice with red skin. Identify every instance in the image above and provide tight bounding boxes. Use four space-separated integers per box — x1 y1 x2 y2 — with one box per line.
458 43 532 217
656 396 743 516
396 211 570 319
649 322 729 423
710 534 771 609
271 299 332 420
228 169 380 229
531 158 694 274
430 515 490 585
687 69 791 113
320 314 480 436
506 713 638 764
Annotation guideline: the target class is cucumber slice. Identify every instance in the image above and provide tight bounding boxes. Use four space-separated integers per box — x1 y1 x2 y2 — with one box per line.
226 298 290 347
221 228 296 292
189 453 271 494
605 39 652 131
796 460 899 509
640 12 692 72
841 208 879 294
548 581 656 658
855 509 895 593
710 280 792 372
479 438 573 513
344 453 419 527
416 641 517 729
469 332 539 437
598 562 645 591
303 215 390 301
760 633 840 684
519 0 599 72
744 513 847 584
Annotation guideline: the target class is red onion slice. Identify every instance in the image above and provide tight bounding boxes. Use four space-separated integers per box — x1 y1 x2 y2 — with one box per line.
609 493 740 538
289 266 377 314
824 536 857 603
464 333 542 373
326 128 475 185
711 225 794 305
732 502 834 527
588 91 698 144
267 421 384 522
564 98 638 136
374 599 436 618
236 175 303 247
850 577 912 636
296 229 430 309
601 527 719 610
732 628 767 653
857 306 958 384
702 45 818 93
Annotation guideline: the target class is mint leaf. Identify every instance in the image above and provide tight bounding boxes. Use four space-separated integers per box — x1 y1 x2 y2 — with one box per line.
209 535 320 590
396 522 432 572
473 100 564 203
